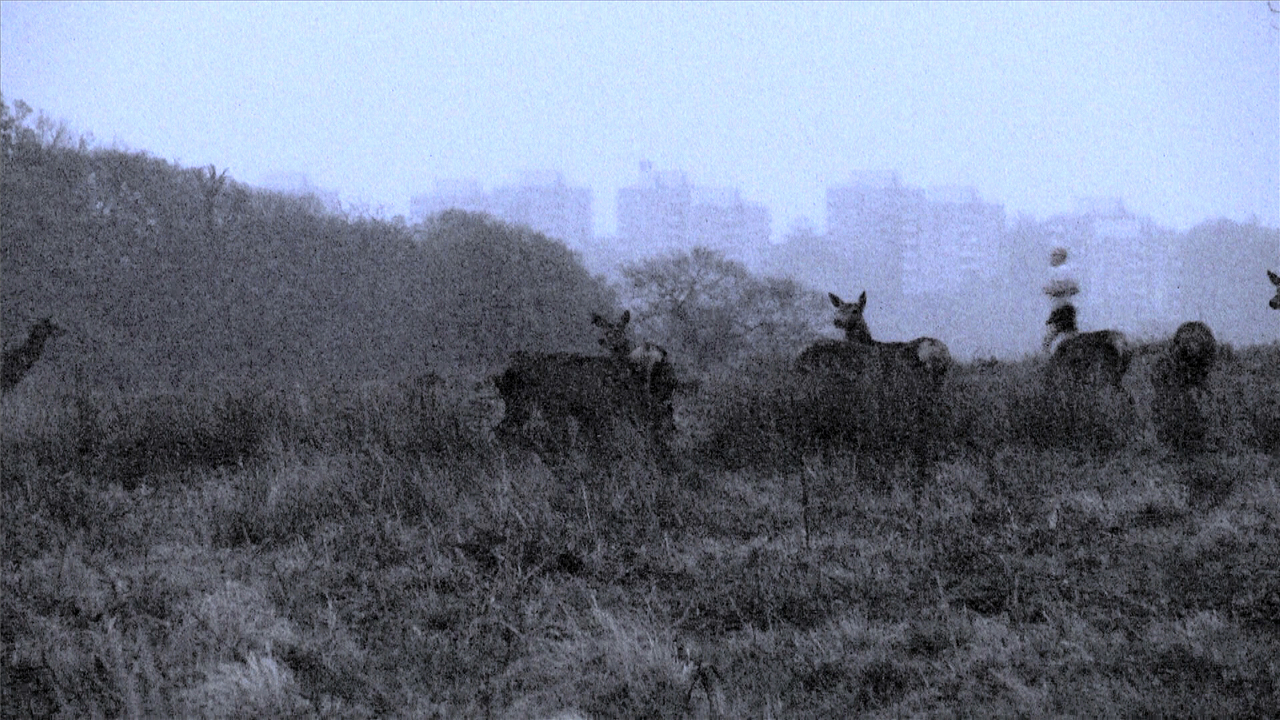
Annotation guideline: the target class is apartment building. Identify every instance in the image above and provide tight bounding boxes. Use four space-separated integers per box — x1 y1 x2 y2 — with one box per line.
410 172 593 250
825 172 1005 299
616 161 771 264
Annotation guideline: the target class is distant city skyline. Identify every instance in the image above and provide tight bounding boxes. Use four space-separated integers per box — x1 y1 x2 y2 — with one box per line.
399 162 1279 357
3 2 1275 239
396 163 1249 247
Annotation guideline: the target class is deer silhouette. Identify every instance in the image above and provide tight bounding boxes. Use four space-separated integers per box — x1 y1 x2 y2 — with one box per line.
593 310 670 396
2 318 63 395
1043 303 1131 391
494 311 677 453
1149 320 1218 456
1035 304 1136 453
1268 270 1280 309
793 291 952 468
1151 321 1217 392
796 291 951 387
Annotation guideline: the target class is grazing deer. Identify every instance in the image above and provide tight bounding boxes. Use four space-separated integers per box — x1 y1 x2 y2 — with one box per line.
796 291 951 387
495 312 677 452
1151 321 1217 392
1269 270 1280 310
1043 303 1131 391
1149 321 1218 456
2 318 64 394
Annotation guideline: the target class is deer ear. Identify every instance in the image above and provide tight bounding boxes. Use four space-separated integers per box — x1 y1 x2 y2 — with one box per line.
1269 270 1280 286
828 292 842 307
856 291 867 309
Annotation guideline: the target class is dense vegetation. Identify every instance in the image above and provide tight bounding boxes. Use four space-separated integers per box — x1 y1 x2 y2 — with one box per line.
1 100 617 392
4 100 1279 717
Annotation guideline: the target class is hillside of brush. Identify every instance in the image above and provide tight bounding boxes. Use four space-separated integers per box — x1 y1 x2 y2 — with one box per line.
2 106 620 394
4 105 1280 717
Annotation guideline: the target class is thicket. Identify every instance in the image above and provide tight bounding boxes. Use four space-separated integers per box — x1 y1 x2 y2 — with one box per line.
1 98 616 394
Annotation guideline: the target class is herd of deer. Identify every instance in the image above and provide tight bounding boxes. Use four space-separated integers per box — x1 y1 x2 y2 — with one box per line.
4 271 1280 456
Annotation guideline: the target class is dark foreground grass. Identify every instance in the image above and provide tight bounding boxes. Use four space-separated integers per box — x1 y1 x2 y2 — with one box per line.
3 350 1278 717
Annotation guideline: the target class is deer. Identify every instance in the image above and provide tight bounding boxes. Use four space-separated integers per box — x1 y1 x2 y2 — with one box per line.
1042 303 1132 392
1147 320 1217 456
796 291 951 388
793 291 952 471
2 318 64 395
592 310 670 396
1268 270 1280 310
1150 321 1217 392
493 311 677 453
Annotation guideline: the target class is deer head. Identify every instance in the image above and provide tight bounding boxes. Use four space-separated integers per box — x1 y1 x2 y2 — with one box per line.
829 291 873 344
591 310 633 357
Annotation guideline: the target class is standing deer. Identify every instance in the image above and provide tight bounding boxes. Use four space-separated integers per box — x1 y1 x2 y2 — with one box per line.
494 311 677 453
796 291 951 387
592 310 669 394
2 318 64 394
1038 303 1135 452
1043 303 1132 391
1268 270 1280 310
794 291 952 469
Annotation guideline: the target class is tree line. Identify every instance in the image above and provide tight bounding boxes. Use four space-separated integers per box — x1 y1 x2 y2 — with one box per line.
1 98 829 394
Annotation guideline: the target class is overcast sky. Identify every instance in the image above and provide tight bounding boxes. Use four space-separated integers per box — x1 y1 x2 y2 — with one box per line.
3 1 1277 238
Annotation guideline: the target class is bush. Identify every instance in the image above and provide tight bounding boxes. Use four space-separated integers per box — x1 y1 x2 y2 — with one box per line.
701 360 954 474
685 359 802 470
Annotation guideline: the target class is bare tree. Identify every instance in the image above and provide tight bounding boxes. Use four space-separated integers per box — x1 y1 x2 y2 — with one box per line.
621 247 822 369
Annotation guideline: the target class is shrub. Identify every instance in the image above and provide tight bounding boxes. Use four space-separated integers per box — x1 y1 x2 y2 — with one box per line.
91 391 269 487
685 359 802 470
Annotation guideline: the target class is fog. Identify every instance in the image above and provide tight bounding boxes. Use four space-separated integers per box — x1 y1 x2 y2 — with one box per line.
3 1 1278 358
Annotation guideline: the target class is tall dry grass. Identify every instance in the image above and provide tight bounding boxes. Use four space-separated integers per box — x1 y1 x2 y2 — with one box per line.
4 347 1279 716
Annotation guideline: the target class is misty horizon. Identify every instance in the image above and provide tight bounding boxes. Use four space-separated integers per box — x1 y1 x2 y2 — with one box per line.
2 2 1276 238
292 162 1280 241
3 1 1277 363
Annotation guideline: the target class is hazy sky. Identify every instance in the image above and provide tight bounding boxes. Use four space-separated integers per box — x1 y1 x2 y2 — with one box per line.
3 1 1277 238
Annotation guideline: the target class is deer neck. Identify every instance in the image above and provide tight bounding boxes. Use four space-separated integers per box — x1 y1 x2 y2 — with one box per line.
841 325 875 346
1045 327 1078 354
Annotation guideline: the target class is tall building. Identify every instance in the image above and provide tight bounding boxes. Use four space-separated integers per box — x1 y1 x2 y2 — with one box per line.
688 186 772 258
616 161 771 264
1042 198 1173 333
912 185 1006 296
616 161 692 255
410 179 488 218
1173 219 1280 347
259 172 341 213
489 171 593 250
410 172 593 249
825 172 1004 299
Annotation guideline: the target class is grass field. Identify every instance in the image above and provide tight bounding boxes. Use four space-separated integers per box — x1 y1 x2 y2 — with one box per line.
3 347 1278 718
